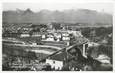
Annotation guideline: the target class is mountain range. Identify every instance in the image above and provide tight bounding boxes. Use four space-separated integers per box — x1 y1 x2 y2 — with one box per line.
3 8 112 26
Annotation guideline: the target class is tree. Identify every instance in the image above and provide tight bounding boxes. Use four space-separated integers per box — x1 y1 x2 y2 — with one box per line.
81 27 91 38
52 22 61 30
69 34 76 45
26 51 37 60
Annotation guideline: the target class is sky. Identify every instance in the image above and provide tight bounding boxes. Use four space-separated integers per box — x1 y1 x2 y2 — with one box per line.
3 3 113 14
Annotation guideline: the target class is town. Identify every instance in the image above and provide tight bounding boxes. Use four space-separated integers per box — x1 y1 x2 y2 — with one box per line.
2 2 113 71
2 22 113 71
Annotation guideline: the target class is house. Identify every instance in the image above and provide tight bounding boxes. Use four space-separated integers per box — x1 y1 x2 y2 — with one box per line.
47 23 53 29
54 33 61 39
45 33 55 41
32 42 37 45
56 30 70 41
53 33 61 41
20 33 30 37
45 51 68 70
20 29 30 37
61 32 70 41
42 35 46 39
68 30 83 37
62 37 70 41
20 26 32 37
62 32 69 37
46 59 63 70
32 32 42 37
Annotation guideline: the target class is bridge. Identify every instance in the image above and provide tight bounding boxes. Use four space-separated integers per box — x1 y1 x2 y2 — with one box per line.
3 38 89 60
39 41 88 62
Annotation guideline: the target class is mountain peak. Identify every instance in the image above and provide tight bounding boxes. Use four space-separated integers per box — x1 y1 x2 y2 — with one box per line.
24 8 33 14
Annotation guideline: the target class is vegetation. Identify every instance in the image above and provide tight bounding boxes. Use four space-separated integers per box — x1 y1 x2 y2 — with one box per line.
81 27 112 43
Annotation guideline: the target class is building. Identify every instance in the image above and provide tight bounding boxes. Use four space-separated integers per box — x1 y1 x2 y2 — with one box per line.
32 32 41 37
68 30 83 37
45 33 54 41
20 33 30 37
45 51 68 70
46 59 63 70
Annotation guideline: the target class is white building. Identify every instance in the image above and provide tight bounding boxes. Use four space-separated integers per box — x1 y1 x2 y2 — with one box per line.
45 51 68 70
20 33 30 37
54 33 61 39
62 33 69 37
62 37 70 41
45 34 55 41
42 35 46 39
46 59 63 70
32 32 41 37
32 42 37 45
46 37 54 41
68 30 83 37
